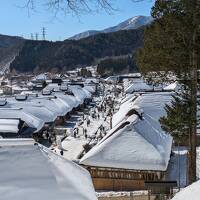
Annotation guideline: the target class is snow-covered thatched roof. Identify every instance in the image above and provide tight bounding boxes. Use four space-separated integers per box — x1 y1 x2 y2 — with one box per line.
0 85 92 133
0 108 44 133
0 98 57 124
0 139 97 200
0 119 19 133
69 85 91 104
80 92 173 171
53 92 80 110
163 81 180 91
44 83 92 105
84 85 96 93
11 94 76 117
125 79 153 93
35 73 47 80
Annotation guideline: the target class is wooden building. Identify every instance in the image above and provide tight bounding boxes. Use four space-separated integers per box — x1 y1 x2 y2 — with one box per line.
80 92 175 192
85 166 166 191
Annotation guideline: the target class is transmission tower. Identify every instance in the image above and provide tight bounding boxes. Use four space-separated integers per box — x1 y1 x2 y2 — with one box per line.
35 33 38 41
30 33 34 40
42 27 46 40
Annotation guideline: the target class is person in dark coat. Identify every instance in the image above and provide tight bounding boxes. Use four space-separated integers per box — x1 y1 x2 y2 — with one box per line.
77 128 79 135
73 129 77 138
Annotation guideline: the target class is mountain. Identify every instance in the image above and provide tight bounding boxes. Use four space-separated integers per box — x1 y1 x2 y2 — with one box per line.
10 28 144 73
0 35 24 74
69 30 100 41
0 35 23 47
0 16 150 74
69 16 153 40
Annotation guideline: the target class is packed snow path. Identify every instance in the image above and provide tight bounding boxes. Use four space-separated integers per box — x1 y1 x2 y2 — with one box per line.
54 104 111 161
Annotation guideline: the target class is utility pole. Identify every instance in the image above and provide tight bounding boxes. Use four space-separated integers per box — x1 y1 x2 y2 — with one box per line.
42 27 46 40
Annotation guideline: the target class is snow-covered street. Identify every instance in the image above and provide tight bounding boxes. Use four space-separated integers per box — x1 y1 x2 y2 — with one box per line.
53 94 112 162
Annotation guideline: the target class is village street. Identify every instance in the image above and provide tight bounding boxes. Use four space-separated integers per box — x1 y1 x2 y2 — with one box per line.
53 90 115 162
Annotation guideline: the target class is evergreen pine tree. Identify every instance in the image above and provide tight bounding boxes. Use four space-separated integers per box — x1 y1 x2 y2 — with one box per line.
137 0 200 183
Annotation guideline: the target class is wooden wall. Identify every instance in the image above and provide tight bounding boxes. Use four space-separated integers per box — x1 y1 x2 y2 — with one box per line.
87 167 165 191
98 196 156 200
93 178 145 191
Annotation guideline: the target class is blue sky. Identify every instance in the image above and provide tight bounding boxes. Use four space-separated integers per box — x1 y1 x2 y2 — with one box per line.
0 0 154 41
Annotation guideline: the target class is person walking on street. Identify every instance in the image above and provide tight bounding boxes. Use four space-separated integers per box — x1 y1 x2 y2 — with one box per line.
85 131 88 139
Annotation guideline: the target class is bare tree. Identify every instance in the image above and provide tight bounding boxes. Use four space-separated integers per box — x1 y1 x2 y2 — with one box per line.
24 0 116 15
20 0 148 17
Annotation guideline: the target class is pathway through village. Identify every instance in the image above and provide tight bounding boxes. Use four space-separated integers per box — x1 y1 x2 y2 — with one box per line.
53 92 115 161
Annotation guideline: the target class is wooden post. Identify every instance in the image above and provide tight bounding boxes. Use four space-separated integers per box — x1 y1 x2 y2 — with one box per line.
130 192 134 200
148 190 150 200
110 115 112 129
178 142 180 191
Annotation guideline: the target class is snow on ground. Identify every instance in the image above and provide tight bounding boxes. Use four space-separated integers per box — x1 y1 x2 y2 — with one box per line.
60 136 87 161
172 180 200 200
197 147 200 178
97 190 148 198
54 106 110 161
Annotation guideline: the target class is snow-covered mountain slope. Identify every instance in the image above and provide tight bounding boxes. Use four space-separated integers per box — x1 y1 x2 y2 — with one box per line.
0 34 24 74
69 16 153 40
103 15 153 32
68 30 100 40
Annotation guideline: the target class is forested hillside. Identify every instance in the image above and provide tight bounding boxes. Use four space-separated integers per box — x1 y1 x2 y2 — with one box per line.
0 35 24 71
97 55 138 76
10 28 144 73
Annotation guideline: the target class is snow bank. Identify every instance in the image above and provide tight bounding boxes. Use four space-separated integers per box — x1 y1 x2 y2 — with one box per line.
197 147 200 179
172 181 200 200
